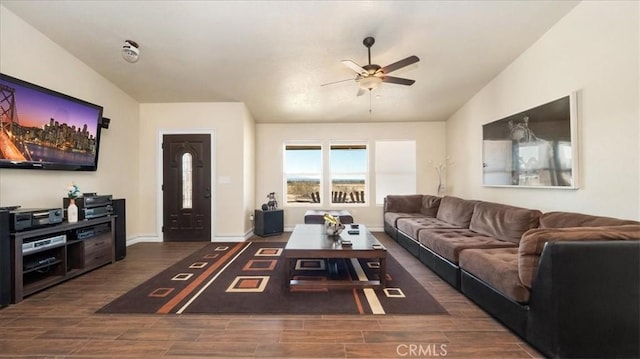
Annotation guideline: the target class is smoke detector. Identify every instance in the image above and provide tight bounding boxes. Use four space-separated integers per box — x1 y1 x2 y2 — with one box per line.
122 40 139 63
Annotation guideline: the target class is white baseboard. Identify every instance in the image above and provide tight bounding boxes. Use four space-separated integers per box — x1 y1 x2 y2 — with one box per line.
126 234 248 244
126 235 161 245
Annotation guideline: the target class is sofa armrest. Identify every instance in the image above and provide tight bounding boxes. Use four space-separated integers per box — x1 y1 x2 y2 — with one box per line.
518 225 640 288
527 240 640 358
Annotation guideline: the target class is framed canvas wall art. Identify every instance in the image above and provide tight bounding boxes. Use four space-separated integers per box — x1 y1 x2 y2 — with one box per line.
482 93 578 188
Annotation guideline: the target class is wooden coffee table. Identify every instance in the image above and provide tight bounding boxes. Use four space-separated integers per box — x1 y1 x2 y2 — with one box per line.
284 224 387 290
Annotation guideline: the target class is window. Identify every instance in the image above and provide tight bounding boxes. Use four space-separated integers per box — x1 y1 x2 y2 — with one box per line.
283 142 369 205
330 144 367 204
181 152 193 209
284 144 322 204
375 140 416 204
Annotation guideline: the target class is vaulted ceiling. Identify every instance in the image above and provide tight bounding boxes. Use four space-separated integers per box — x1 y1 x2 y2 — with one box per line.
2 1 579 123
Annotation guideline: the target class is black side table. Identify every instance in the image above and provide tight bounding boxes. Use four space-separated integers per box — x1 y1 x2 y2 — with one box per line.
254 209 284 237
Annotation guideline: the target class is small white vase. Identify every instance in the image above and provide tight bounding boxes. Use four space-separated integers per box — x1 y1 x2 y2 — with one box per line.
67 198 78 223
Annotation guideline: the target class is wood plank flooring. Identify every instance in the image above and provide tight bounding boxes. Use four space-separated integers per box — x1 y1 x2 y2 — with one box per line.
0 232 541 358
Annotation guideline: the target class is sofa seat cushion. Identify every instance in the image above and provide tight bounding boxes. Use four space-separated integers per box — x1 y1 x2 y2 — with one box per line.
418 228 517 264
396 217 462 239
384 212 425 228
435 196 478 228
518 225 640 288
539 211 640 228
469 201 541 244
460 247 530 303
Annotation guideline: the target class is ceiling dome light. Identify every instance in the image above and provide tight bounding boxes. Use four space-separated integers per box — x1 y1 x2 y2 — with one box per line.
359 76 382 91
122 40 140 63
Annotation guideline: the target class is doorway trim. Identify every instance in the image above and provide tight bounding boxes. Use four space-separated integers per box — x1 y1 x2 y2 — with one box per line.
156 129 217 242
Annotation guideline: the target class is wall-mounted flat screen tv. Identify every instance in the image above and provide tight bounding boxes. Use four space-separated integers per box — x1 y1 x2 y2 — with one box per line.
0 73 104 171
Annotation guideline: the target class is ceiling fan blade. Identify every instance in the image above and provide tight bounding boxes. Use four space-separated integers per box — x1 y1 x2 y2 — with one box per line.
342 60 368 76
381 76 416 86
380 55 420 74
320 78 355 87
356 88 366 97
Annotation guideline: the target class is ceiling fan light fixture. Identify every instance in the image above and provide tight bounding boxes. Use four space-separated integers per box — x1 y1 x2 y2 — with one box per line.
359 76 382 91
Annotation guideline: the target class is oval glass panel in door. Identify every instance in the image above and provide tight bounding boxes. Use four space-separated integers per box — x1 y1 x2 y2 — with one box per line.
182 152 193 209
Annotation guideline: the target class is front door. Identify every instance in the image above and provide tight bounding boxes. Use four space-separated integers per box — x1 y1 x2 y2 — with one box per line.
162 134 212 241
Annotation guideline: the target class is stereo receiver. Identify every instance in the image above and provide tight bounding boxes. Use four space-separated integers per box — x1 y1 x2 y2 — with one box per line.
63 194 113 220
75 223 110 240
22 234 67 254
10 208 64 232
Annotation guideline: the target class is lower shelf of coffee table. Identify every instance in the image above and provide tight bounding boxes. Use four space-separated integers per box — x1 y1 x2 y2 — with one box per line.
288 278 384 290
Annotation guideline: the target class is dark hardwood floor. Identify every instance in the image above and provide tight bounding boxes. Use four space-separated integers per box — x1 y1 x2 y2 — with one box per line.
0 232 541 358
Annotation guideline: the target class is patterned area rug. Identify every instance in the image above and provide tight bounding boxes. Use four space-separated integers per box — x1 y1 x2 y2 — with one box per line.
98 241 447 315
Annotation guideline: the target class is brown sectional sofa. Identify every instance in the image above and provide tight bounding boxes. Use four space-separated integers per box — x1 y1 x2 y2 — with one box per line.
383 194 640 358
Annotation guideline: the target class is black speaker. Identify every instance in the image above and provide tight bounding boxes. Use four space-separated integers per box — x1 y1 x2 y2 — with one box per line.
100 117 111 129
112 199 126 261
254 209 283 237
0 210 11 306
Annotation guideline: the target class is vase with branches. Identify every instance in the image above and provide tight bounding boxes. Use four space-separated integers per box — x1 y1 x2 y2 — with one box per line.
429 157 454 196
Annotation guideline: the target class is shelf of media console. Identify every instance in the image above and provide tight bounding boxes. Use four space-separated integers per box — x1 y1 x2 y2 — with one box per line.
10 216 116 303
22 257 63 275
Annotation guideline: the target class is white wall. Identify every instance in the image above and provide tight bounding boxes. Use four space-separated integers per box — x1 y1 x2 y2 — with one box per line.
0 6 141 233
446 1 639 220
243 107 256 235
138 102 253 240
256 122 446 229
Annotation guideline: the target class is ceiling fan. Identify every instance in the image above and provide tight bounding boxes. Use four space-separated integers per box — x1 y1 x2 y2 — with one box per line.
323 36 420 96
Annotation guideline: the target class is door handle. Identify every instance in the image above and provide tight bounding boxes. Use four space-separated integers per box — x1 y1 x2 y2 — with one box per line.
204 188 211 198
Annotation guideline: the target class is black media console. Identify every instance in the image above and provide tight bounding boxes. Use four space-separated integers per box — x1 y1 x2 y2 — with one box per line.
0 210 11 307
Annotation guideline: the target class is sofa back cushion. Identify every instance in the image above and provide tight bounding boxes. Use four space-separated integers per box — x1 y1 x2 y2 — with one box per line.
384 195 423 213
436 196 477 228
420 195 442 217
518 225 640 288
540 211 640 228
469 201 541 244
